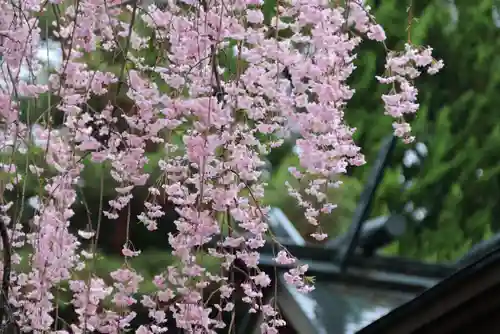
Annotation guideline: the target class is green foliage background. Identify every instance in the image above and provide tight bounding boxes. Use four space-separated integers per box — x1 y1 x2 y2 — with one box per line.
345 0 500 262
262 0 500 263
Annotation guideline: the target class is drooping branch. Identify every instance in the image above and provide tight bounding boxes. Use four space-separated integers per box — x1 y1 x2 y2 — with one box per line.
0 216 12 327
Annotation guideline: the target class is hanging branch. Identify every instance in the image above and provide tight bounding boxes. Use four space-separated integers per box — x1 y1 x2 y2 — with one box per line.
0 215 12 327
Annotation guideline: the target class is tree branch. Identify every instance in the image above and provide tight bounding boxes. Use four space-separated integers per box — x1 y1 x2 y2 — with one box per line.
0 216 12 326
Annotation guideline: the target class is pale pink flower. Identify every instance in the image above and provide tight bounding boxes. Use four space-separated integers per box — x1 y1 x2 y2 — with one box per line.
273 251 296 265
246 9 264 24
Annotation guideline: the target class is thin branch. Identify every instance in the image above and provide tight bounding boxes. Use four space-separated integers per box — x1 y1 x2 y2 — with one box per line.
0 215 12 326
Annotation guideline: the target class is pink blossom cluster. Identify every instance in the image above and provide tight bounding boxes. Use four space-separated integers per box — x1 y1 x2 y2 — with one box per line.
377 44 444 143
0 0 443 332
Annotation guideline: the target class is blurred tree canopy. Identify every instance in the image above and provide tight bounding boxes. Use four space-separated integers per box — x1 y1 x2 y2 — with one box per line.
343 0 500 262
264 0 500 263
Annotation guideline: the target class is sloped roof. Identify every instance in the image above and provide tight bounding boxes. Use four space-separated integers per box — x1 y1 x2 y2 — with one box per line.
356 246 500 334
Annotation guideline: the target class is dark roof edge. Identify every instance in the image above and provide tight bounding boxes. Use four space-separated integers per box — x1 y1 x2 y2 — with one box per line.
356 245 500 334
